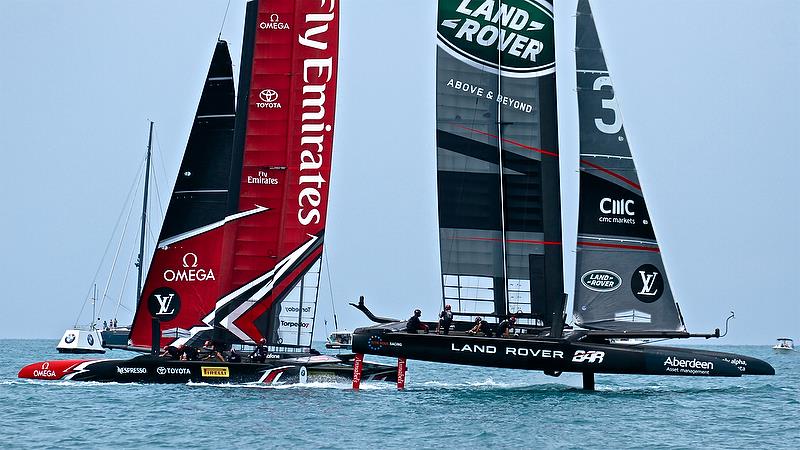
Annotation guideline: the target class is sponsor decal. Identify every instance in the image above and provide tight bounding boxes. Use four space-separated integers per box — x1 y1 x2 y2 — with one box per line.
581 270 622 292
450 343 564 359
438 0 555 77
33 362 57 378
571 350 605 364
255 88 282 109
280 320 311 329
201 366 230 378
598 198 637 225
163 253 216 282
367 335 401 351
265 353 281 359
116 366 147 375
247 169 279 185
285 305 312 314
64 333 75 344
87 333 95 346
147 287 181 321
296 4 337 226
631 264 664 303
156 366 191 376
663 356 713 374
444 77 533 113
259 13 290 30
722 357 747 372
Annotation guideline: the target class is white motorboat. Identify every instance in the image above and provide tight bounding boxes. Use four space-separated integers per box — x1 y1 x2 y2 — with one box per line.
325 330 352 350
772 338 794 351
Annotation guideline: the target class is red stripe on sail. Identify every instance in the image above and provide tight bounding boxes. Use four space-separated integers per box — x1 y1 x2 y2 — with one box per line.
579 159 641 190
455 125 559 157
577 241 660 252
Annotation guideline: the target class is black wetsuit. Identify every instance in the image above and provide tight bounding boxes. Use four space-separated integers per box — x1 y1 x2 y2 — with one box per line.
227 349 241 363
406 315 424 333
165 345 181 360
183 346 199 361
479 320 492 336
439 310 453 334
251 345 268 363
496 320 512 337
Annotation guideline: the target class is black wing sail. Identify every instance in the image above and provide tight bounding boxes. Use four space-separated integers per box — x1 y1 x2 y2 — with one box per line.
158 41 237 241
436 0 563 325
573 0 683 332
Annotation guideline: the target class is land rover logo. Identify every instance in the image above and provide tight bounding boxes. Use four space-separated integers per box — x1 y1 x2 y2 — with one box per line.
631 264 664 303
581 270 622 292
147 287 181 321
437 0 555 77
64 333 75 344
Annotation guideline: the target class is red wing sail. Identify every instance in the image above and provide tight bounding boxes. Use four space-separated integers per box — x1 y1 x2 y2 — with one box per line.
129 42 240 349
129 1 340 349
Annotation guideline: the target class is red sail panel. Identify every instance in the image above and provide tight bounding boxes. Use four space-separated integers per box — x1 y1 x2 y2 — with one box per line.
223 0 340 342
129 0 340 349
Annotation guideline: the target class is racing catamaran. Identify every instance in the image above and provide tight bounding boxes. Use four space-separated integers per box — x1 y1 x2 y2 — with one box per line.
350 0 773 389
20 0 394 385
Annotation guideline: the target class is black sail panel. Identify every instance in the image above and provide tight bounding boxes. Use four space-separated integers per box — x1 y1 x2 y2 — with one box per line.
436 0 563 324
573 0 683 332
158 41 236 240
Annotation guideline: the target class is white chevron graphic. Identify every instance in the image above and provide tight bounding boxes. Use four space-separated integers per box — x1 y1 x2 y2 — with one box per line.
203 234 320 342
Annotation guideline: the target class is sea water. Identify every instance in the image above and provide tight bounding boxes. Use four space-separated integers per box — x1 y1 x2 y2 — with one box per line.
0 340 797 449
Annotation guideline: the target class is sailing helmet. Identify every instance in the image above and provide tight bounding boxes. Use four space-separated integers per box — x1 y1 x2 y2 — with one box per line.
259 338 267 345
474 316 482 323
509 316 517 324
414 309 421 316
445 304 451 310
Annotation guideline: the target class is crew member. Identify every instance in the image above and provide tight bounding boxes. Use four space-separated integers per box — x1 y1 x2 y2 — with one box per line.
160 345 182 360
466 317 492 336
202 340 226 361
437 304 454 335
227 347 241 363
405 309 429 333
251 338 268 363
496 316 517 338
182 345 199 361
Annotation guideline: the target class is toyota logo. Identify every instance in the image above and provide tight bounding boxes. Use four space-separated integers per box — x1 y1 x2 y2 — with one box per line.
157 367 167 375
259 89 278 103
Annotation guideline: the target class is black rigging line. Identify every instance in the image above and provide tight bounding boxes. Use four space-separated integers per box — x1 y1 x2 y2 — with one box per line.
218 0 233 40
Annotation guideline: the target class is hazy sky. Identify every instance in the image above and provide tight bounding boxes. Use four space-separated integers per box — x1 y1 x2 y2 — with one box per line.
1 1 797 344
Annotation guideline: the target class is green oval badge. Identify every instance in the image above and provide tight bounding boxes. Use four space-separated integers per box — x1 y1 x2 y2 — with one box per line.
438 0 555 78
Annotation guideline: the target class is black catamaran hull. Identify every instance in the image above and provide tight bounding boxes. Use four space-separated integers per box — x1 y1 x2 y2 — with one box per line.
352 324 774 378
19 354 396 385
